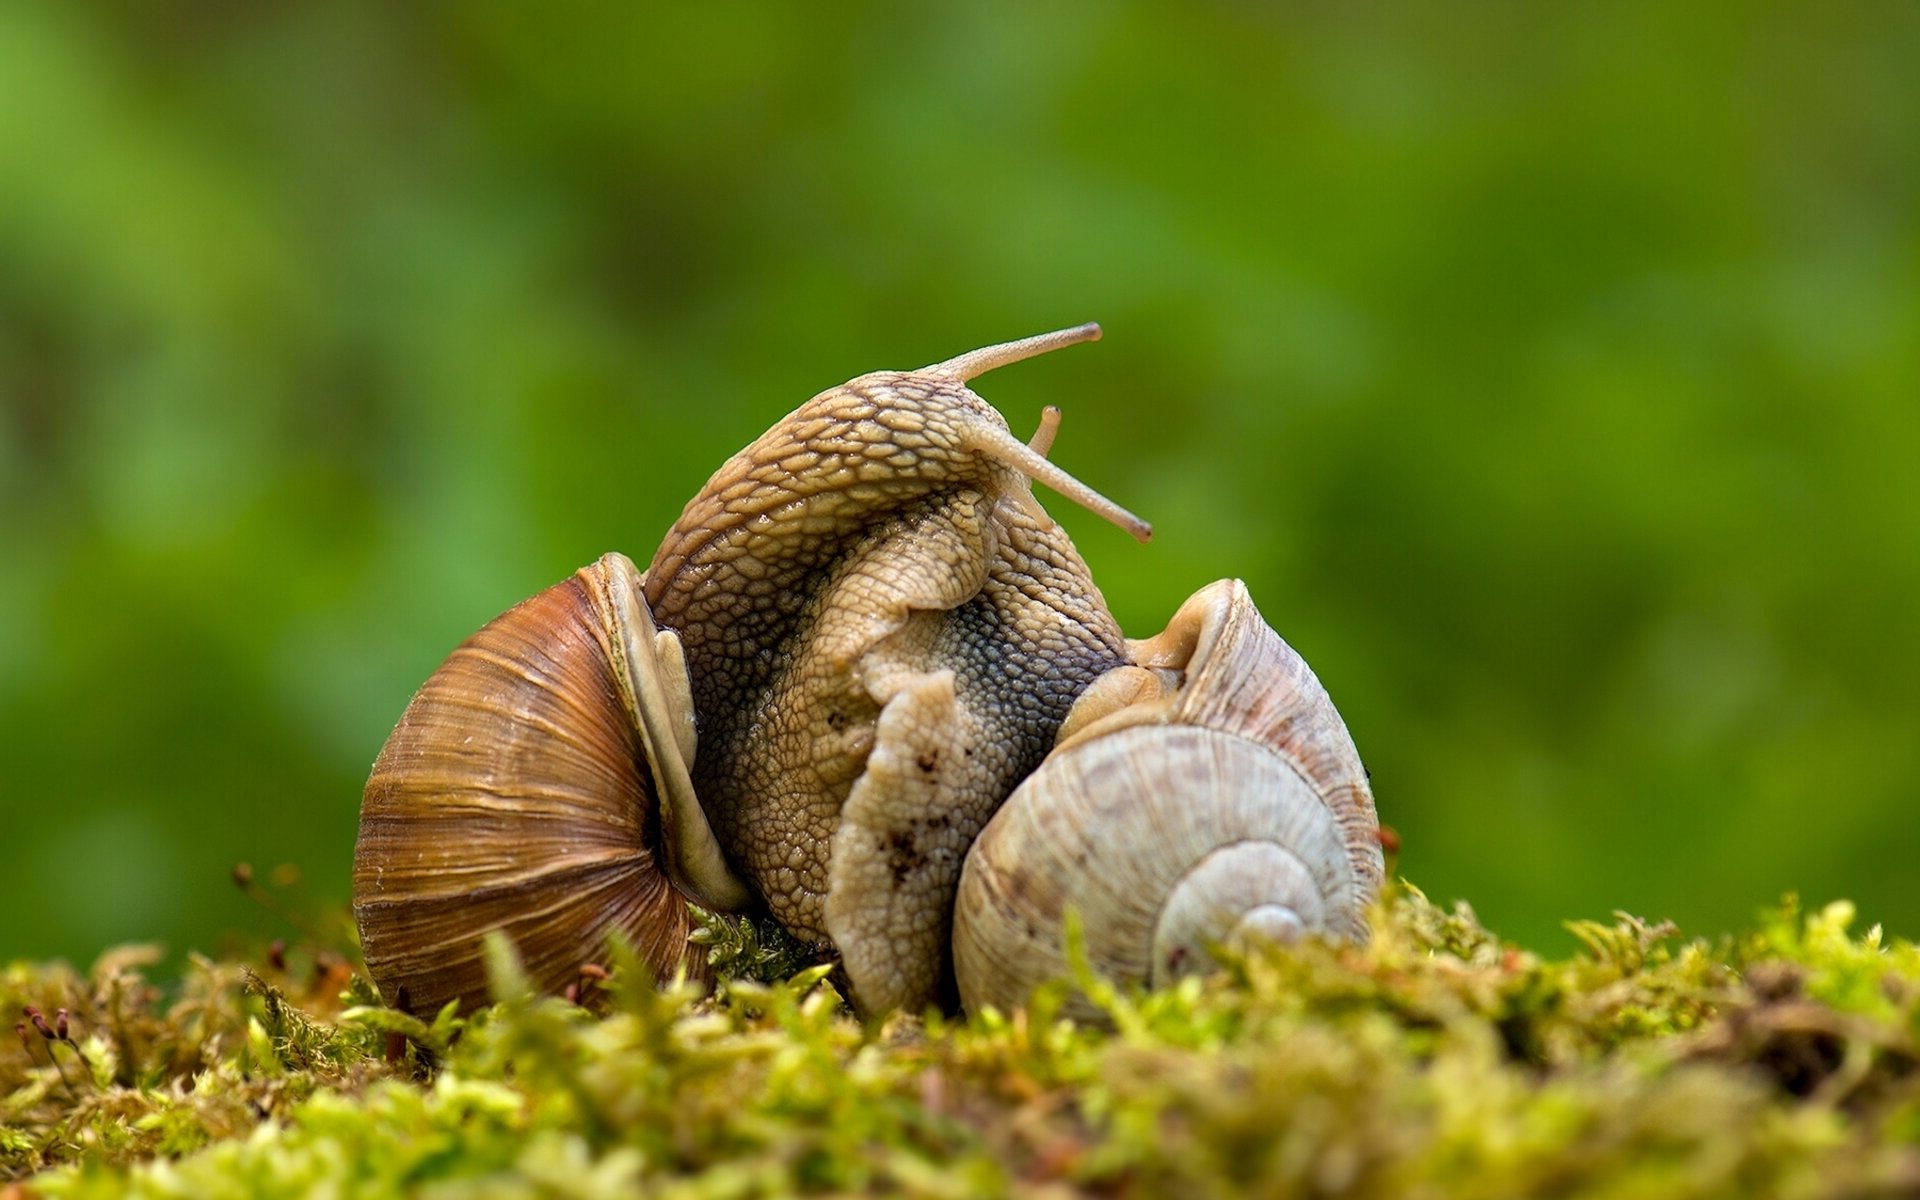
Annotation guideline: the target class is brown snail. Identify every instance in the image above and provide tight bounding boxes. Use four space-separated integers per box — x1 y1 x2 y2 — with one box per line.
354 552 750 1017
353 324 1382 1019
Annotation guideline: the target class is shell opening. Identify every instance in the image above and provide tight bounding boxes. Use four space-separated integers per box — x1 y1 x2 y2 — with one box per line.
587 553 753 914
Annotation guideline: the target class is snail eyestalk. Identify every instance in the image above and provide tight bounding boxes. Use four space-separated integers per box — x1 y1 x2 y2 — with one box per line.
965 415 1153 543
925 324 1150 542
1029 405 1062 457
923 322 1102 383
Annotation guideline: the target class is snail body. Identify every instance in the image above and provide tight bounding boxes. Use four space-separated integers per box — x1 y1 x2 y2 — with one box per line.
640 324 1150 1013
353 325 1382 1019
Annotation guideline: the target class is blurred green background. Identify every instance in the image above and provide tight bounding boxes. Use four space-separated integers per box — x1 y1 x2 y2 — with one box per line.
2 2 1915 969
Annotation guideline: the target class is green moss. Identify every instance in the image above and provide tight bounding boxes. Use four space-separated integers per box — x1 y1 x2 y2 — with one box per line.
7 886 1920 1197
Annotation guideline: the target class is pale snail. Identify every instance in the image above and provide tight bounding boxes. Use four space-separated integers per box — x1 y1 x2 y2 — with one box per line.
353 323 1383 1019
951 578 1383 1017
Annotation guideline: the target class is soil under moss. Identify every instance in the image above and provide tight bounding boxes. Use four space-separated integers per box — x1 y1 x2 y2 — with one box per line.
5 884 1918 1198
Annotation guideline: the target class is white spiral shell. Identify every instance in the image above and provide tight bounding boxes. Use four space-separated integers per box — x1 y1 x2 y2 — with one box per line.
951 579 1383 1015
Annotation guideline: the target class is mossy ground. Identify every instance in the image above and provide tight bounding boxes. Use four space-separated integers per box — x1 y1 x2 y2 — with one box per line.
5 885 1919 1198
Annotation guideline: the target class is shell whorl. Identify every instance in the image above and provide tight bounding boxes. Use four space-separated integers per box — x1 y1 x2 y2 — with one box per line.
951 579 1383 1016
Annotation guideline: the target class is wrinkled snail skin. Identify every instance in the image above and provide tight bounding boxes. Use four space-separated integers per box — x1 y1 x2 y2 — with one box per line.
641 325 1151 1014
951 579 1384 1019
353 552 747 1016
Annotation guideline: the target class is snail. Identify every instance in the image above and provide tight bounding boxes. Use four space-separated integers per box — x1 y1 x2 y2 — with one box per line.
354 551 751 1018
352 323 1383 1020
950 578 1383 1017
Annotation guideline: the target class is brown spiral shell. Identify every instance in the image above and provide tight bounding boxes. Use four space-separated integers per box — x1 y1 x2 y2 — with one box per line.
353 552 718 1015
